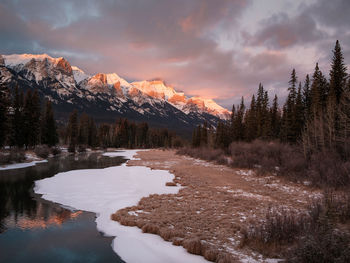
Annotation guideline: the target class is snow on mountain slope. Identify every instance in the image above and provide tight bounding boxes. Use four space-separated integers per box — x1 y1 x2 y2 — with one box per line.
72 66 90 83
3 54 59 68
0 53 230 121
131 79 230 119
132 80 177 100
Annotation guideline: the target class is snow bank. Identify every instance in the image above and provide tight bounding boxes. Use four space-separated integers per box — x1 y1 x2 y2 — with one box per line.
34 150 207 263
0 160 48 171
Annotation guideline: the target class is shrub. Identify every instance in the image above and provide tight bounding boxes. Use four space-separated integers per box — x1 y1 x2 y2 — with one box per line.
241 207 308 255
0 148 26 165
288 227 350 263
77 145 87 153
307 151 350 188
176 147 227 165
34 145 50 159
229 140 307 179
51 146 62 156
242 191 350 259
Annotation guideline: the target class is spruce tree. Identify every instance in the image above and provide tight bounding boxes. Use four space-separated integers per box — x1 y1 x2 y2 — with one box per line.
270 94 280 139
10 86 24 148
329 40 347 103
0 83 10 147
234 97 245 141
67 110 78 152
245 95 257 141
295 83 305 140
78 113 89 146
302 75 311 120
41 100 58 146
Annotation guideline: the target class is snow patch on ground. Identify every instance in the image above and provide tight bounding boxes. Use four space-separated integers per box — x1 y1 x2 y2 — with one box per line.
0 160 48 170
34 150 207 263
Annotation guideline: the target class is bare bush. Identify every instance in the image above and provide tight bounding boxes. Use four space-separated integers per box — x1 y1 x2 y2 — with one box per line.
176 147 227 165
241 207 308 255
0 148 26 164
34 145 50 159
307 152 350 188
51 146 61 156
242 191 350 259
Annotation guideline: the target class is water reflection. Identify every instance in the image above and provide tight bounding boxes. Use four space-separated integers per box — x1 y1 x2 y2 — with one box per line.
0 152 126 263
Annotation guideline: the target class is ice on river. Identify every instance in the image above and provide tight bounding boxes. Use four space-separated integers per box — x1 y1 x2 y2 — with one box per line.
34 150 207 263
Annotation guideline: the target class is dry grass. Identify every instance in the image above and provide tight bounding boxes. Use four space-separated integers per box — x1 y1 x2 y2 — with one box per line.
111 149 321 262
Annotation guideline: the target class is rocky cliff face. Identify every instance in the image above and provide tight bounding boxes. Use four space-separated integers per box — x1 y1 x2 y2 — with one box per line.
0 53 230 136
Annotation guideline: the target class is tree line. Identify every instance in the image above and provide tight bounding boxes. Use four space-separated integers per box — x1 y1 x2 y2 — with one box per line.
62 110 183 152
0 87 183 152
193 40 350 159
0 86 58 148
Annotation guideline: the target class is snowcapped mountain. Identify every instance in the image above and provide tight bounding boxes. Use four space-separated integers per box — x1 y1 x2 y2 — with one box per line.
0 53 230 136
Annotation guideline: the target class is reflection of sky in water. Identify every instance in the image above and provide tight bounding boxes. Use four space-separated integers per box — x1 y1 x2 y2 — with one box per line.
0 153 126 263
0 209 123 263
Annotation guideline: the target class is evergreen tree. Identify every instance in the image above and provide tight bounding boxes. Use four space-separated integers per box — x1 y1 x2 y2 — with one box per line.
288 69 298 104
245 95 257 141
270 95 280 138
10 86 24 147
87 116 98 147
302 74 312 120
200 122 208 146
295 83 305 140
41 99 58 146
78 113 90 146
329 40 347 104
233 97 245 141
67 110 78 152
23 89 41 148
0 83 10 147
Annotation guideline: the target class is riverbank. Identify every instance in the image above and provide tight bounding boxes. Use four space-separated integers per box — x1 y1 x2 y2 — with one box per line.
112 149 322 262
34 150 207 263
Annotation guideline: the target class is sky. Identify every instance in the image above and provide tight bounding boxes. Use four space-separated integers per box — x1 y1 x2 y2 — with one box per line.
0 0 349 109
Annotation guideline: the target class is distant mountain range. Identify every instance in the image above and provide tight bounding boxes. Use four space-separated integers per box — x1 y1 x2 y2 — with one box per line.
0 53 230 136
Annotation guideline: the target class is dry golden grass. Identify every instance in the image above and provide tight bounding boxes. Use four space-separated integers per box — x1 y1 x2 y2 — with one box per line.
111 149 321 262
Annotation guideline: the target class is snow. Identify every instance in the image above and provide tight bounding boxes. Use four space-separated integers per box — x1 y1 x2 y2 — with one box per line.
3 53 59 68
34 150 208 263
72 66 90 83
0 160 48 170
132 80 177 100
106 73 132 88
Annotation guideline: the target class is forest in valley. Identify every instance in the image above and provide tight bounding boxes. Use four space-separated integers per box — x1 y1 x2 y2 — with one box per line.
185 40 350 188
0 85 182 164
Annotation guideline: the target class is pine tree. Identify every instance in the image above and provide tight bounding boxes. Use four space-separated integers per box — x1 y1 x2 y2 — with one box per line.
10 86 24 147
233 97 245 141
288 69 298 104
41 100 58 146
67 110 78 152
200 122 208 146
87 117 98 147
0 83 10 147
329 40 347 104
23 89 41 148
295 83 305 140
78 113 89 146
270 94 280 139
302 75 312 120
282 69 299 142
245 95 257 141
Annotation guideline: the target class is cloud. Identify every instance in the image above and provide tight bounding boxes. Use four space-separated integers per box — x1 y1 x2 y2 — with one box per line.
0 0 349 109
244 12 325 49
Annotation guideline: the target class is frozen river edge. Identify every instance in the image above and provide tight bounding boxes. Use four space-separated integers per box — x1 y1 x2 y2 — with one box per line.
34 150 208 263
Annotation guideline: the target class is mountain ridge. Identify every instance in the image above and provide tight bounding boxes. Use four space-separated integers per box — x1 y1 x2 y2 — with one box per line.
0 53 230 137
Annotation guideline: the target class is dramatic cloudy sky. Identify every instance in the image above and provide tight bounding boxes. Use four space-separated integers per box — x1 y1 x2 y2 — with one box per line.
0 0 349 109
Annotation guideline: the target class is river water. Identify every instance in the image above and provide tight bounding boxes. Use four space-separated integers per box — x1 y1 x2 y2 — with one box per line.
0 153 126 263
